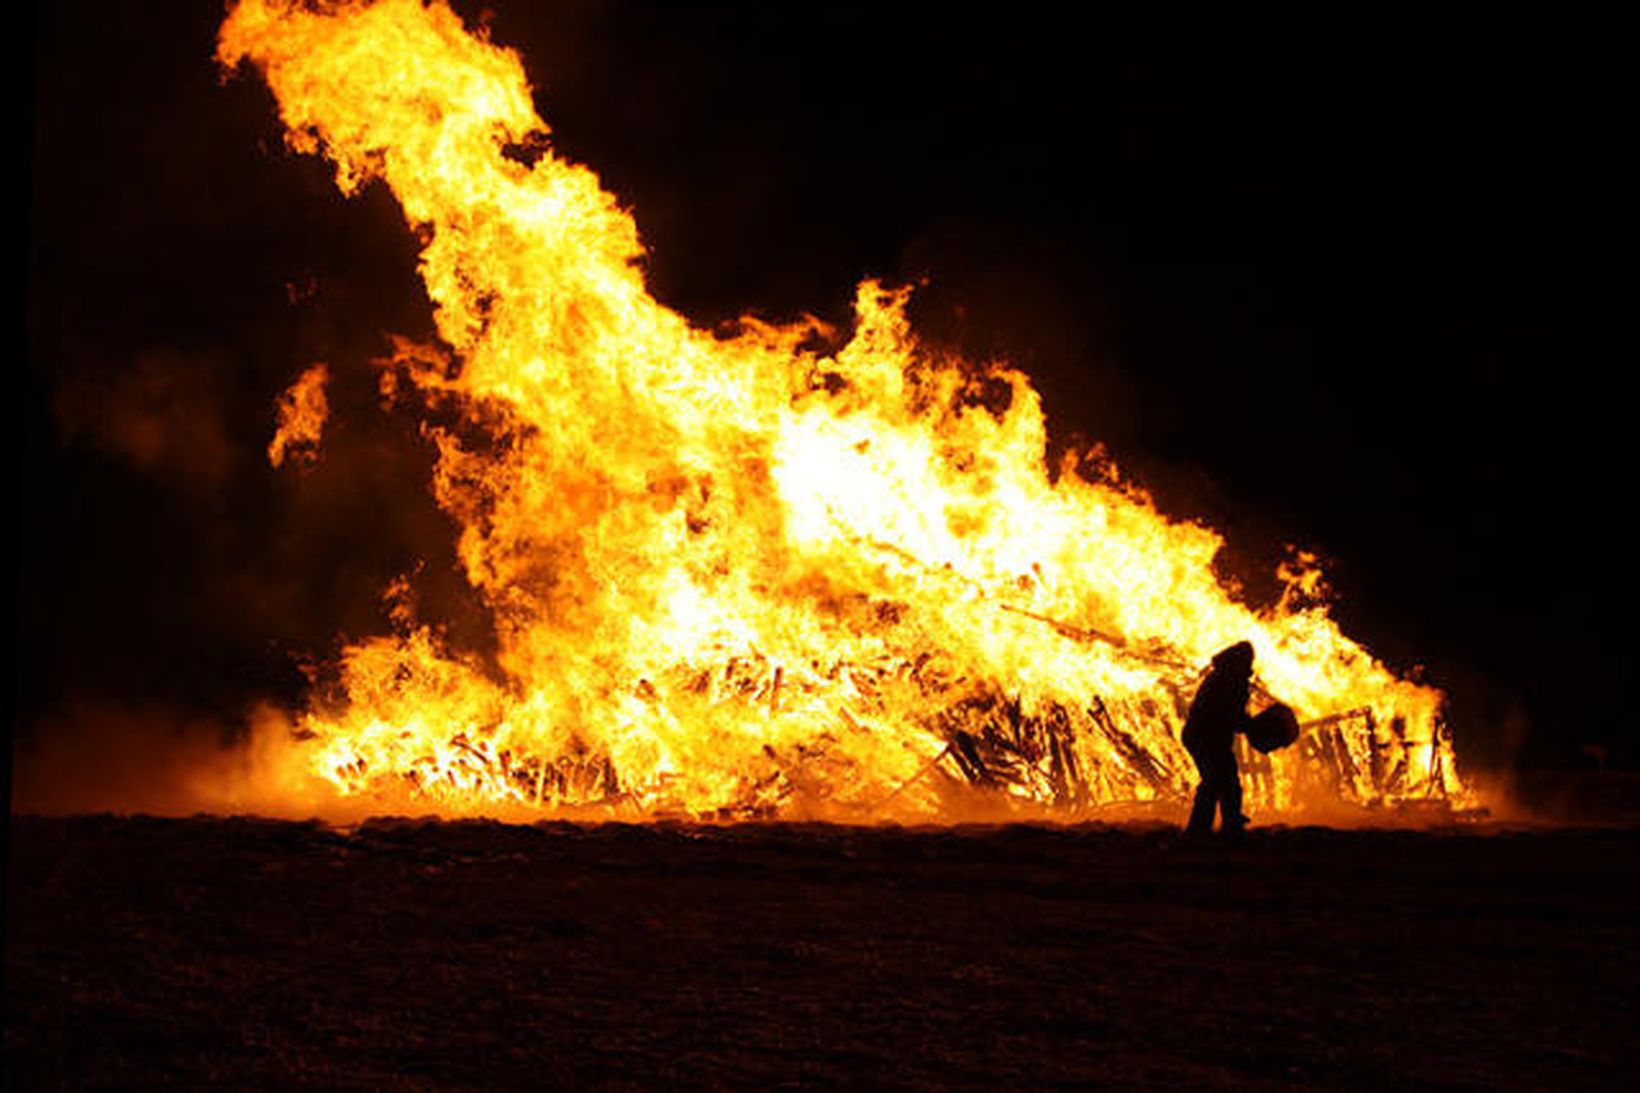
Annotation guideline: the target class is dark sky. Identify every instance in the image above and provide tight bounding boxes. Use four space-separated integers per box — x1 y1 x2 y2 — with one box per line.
21 3 1638 777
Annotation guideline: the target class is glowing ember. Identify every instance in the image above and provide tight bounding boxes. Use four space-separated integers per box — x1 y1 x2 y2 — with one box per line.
218 0 1467 820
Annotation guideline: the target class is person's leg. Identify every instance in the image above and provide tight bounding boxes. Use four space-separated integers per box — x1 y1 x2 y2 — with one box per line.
1188 780 1217 833
1219 748 1247 832
1186 743 1216 833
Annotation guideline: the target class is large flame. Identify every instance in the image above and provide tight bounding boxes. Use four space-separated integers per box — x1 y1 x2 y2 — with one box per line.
219 0 1466 820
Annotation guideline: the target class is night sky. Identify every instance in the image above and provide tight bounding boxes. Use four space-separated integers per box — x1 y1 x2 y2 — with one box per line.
20 3 1638 788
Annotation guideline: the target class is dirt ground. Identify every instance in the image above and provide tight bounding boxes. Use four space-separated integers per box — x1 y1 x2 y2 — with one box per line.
7 815 1637 1087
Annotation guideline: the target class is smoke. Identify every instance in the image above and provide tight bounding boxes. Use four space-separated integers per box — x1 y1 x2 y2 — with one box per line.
18 332 493 795
53 350 236 495
10 701 319 817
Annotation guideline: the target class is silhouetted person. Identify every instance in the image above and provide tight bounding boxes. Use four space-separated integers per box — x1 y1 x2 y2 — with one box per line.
1183 641 1254 836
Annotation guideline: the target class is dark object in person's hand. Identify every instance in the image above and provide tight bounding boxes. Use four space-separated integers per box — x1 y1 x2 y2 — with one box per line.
1246 703 1300 753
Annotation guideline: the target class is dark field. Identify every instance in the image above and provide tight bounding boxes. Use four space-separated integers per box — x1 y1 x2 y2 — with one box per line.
7 816 1637 1087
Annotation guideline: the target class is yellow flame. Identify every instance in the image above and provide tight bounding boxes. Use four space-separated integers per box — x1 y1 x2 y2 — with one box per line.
219 0 1467 820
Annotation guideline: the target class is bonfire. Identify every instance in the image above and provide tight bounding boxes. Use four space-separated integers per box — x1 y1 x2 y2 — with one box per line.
217 0 1467 821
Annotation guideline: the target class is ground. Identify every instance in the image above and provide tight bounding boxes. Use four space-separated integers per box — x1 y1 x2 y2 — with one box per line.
7 815 1637 1087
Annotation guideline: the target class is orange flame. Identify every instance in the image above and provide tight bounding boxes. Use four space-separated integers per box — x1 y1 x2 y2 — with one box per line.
219 0 1467 820
268 362 329 469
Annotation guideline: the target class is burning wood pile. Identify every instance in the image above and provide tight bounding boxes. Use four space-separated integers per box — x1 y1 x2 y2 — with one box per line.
220 0 1468 821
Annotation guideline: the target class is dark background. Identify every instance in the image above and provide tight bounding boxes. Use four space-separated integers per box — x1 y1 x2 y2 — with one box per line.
19 2 1638 792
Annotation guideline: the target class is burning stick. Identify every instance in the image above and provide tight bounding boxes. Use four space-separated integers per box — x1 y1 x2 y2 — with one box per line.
866 742 956 813
997 604 1189 675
